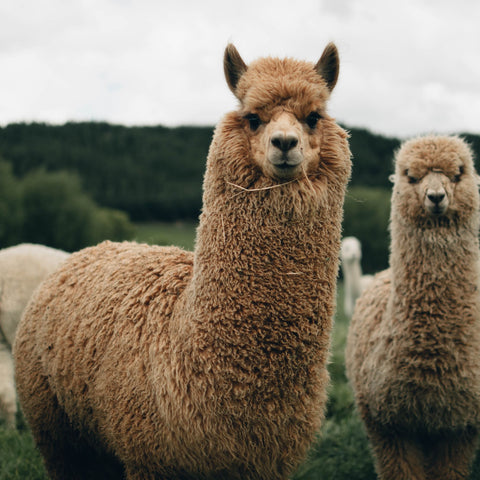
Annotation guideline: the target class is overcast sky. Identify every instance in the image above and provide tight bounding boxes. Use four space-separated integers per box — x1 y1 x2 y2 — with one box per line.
1 0 479 138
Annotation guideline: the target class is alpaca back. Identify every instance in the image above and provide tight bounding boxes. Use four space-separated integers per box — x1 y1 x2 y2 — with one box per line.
15 242 195 450
0 243 69 346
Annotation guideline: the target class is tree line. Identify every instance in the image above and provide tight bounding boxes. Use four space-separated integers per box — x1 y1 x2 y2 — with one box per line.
0 121 407 220
0 159 134 253
1 122 478 272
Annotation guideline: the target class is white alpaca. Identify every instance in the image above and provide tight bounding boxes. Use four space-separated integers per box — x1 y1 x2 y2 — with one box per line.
0 243 68 428
340 236 373 318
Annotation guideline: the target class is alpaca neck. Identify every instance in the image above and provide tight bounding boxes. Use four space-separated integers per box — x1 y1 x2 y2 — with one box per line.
389 216 480 324
178 184 344 375
194 194 339 327
343 259 363 300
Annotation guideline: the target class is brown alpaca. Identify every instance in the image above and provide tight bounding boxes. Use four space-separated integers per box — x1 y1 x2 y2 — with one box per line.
346 136 480 480
14 43 351 480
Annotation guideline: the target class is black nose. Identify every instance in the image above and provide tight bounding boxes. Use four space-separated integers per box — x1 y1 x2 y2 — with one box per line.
271 134 298 152
427 192 445 204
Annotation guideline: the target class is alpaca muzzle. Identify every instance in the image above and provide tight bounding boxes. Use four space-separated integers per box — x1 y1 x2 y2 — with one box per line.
267 118 304 177
425 185 448 214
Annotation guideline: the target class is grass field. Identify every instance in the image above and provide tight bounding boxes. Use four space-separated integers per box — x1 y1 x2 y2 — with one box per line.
2 222 479 479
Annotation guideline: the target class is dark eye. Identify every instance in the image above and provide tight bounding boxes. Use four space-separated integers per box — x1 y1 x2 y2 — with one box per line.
454 166 465 182
404 169 418 184
305 111 322 129
244 113 261 132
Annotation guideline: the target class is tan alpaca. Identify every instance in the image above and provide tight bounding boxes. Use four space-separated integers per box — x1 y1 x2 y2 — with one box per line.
13 43 351 480
0 243 68 429
346 136 480 480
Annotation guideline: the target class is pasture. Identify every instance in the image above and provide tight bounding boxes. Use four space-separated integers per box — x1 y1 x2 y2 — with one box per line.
2 222 480 479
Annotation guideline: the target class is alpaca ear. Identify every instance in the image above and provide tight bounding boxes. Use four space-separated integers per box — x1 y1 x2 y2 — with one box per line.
224 44 248 96
315 42 339 92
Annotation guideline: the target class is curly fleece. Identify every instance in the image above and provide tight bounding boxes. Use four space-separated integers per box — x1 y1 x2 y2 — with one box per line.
346 135 480 480
0 243 68 429
14 47 351 480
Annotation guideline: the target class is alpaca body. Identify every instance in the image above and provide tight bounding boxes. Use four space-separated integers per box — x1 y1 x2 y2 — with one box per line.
15 206 335 478
14 44 351 479
350 243 480 433
340 236 373 318
0 244 69 346
0 243 68 428
346 136 480 479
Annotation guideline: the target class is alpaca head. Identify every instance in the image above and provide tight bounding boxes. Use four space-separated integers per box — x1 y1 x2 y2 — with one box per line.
391 135 480 227
222 43 348 184
341 236 362 263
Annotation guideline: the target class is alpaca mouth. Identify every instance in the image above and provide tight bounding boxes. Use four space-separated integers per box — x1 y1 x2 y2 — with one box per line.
268 151 303 178
271 161 302 179
427 204 447 215
275 161 297 170
269 150 303 169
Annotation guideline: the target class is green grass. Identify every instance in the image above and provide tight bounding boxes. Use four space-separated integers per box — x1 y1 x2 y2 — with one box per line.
0 424 45 479
2 222 479 479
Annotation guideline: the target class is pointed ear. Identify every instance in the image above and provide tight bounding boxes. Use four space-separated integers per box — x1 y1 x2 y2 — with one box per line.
315 42 339 92
224 44 247 96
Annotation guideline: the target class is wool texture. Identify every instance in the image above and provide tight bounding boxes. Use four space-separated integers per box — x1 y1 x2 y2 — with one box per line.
0 243 68 429
14 45 351 480
345 135 480 480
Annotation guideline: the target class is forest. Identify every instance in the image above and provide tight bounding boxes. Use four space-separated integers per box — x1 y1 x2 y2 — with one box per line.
1 121 479 273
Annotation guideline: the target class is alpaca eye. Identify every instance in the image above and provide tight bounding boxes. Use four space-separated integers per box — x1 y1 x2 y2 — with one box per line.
244 113 261 132
404 169 418 184
454 166 465 182
305 112 322 129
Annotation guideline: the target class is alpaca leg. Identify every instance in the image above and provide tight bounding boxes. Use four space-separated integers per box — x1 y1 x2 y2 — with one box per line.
20 376 82 479
15 350 124 479
366 422 426 480
33 395 124 478
0 345 16 428
361 410 426 480
22 377 123 479
370 432 426 480
425 430 478 480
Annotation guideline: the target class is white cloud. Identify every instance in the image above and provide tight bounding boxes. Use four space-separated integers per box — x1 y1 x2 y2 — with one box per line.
0 0 479 137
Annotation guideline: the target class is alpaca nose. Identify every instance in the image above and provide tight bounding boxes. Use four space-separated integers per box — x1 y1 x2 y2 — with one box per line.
271 133 298 152
427 192 445 204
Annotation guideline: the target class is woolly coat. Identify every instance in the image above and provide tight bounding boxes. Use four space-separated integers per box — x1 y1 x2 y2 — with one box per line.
14 51 351 479
0 243 68 428
346 135 480 439
0 243 69 347
340 237 372 318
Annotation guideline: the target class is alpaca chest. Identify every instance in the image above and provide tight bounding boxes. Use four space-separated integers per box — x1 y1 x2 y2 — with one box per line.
365 347 480 432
